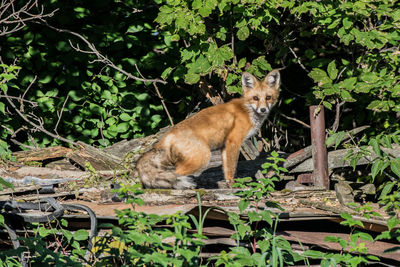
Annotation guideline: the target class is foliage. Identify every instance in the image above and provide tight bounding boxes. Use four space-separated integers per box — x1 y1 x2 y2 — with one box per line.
1 1 170 150
2 0 400 265
0 64 20 161
91 183 205 266
1 0 400 158
0 218 88 266
211 151 303 266
304 203 383 266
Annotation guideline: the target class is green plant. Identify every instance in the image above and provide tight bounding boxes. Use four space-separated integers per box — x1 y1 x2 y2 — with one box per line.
93 183 206 266
212 151 302 266
304 203 381 266
0 218 88 267
188 192 213 236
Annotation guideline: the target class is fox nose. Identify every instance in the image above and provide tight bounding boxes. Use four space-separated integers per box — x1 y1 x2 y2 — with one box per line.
260 107 267 113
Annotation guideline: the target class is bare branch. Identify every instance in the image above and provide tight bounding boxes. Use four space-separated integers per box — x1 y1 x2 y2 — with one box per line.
43 23 167 85
153 82 174 126
4 90 78 146
331 100 345 133
20 75 37 112
279 112 310 128
133 63 174 125
0 0 58 36
0 95 37 107
54 94 69 135
288 46 309 73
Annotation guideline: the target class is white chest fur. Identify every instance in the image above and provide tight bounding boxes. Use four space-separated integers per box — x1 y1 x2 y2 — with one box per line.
245 106 268 139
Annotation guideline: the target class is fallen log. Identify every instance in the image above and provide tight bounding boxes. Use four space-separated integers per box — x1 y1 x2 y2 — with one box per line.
12 146 73 162
66 141 122 170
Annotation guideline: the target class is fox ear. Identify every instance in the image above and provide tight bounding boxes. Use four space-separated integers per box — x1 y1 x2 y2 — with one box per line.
242 72 257 90
264 70 280 90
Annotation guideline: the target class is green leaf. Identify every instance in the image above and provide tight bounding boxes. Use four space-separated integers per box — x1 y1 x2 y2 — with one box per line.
0 178 13 190
369 139 381 157
238 58 246 69
340 90 354 102
341 77 357 90
340 212 352 220
367 100 383 111
309 68 332 86
135 93 149 101
185 73 200 84
38 227 50 237
390 159 400 179
360 72 379 83
322 101 332 109
127 24 144 33
324 235 340 242
116 122 129 133
237 26 250 41
120 113 132 121
247 211 261 222
218 46 234 61
380 182 394 198
342 17 353 29
0 83 7 93
161 67 173 79
238 199 249 213
39 75 52 84
354 231 374 242
335 131 346 149
327 60 338 80
73 229 89 241
371 159 384 180
387 216 400 231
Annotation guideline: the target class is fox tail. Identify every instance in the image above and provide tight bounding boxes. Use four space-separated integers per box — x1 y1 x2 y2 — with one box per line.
136 148 196 189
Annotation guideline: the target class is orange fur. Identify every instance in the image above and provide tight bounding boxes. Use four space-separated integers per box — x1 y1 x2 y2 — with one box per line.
136 70 280 189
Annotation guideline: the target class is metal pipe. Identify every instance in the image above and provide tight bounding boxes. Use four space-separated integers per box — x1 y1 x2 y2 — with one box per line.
309 105 329 189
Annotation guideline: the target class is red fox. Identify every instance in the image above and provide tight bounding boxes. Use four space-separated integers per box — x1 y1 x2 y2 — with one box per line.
137 70 280 189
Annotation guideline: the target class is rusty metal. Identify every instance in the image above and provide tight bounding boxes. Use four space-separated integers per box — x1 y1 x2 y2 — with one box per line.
309 105 329 189
296 173 313 184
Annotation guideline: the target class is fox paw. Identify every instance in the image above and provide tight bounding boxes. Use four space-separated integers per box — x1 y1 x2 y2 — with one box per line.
217 180 231 189
174 176 196 190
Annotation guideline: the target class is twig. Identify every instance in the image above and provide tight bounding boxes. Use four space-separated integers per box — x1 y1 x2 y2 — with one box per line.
0 95 37 106
11 138 35 150
288 46 309 73
20 75 37 112
133 63 174 126
42 23 167 85
331 100 345 133
4 91 78 146
54 94 69 135
153 82 174 126
0 0 57 36
279 112 310 128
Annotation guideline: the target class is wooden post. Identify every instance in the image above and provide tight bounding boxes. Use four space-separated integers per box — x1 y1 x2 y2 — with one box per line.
309 105 329 189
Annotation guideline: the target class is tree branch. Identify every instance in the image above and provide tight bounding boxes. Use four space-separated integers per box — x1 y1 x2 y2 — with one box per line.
4 91 78 146
279 111 310 128
0 0 57 36
42 23 167 85
331 100 345 133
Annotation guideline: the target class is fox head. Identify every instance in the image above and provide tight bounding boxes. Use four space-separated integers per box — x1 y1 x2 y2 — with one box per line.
241 70 280 116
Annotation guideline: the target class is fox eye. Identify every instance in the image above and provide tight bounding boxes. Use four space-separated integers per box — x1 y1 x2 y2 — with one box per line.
253 96 259 101
266 95 271 100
